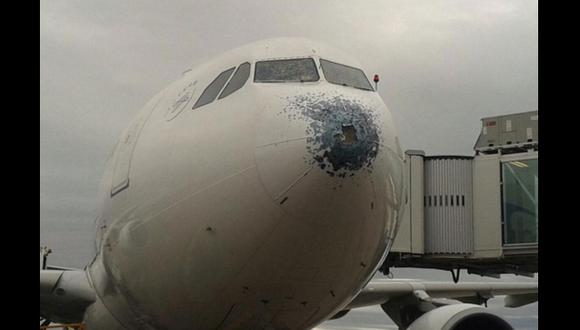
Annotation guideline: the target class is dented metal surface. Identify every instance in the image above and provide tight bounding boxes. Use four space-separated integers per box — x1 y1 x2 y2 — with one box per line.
281 93 381 178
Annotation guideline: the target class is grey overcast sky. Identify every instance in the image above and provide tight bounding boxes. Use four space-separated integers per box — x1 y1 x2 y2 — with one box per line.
40 1 537 328
40 0 537 227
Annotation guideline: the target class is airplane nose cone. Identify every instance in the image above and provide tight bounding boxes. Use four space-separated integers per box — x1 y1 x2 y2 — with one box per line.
255 92 393 225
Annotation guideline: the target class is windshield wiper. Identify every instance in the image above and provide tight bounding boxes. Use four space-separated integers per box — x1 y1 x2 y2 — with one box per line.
352 85 373 91
256 79 313 83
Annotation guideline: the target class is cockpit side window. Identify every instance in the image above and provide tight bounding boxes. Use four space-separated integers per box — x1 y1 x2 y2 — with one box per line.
193 67 235 110
319 59 374 91
218 62 251 100
254 58 319 83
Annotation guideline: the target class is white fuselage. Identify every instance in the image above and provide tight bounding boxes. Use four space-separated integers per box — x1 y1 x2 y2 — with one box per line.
83 38 405 330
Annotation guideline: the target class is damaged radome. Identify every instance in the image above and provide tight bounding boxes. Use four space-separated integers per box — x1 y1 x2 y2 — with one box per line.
281 93 381 178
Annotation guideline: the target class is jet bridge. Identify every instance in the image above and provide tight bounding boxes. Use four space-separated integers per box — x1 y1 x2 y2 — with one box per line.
382 111 538 281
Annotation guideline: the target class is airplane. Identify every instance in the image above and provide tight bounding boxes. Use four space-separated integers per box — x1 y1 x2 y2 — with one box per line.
40 37 537 330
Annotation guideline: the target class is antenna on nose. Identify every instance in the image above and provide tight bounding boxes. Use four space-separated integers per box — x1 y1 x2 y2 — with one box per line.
373 74 380 91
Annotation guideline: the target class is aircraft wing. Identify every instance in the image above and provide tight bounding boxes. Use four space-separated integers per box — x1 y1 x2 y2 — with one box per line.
40 269 96 324
338 279 537 329
348 279 538 309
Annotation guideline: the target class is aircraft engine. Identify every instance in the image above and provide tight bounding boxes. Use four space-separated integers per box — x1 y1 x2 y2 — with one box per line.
404 304 512 330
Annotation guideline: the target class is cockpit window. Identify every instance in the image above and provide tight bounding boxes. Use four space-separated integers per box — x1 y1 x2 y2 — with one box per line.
193 67 235 110
254 58 319 83
219 62 250 100
319 59 374 91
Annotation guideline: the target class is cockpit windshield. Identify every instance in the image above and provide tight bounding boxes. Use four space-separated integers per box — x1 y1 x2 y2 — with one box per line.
319 59 374 91
254 58 319 83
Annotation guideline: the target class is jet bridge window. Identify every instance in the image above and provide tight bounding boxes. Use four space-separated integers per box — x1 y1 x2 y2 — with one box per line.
219 62 251 100
193 67 235 110
254 58 319 83
502 159 538 245
319 59 374 91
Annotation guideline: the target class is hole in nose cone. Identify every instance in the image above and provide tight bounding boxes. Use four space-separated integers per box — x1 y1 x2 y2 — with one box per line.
321 120 379 176
280 93 382 178
341 125 358 145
